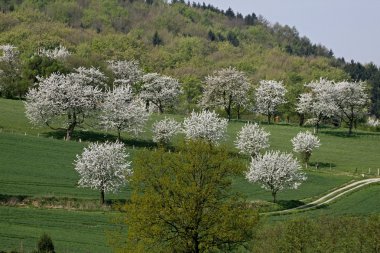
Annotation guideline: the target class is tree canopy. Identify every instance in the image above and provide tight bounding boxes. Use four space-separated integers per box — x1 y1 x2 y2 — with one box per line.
122 140 258 252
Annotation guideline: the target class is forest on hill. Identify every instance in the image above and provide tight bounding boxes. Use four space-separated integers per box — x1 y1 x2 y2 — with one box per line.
0 0 379 117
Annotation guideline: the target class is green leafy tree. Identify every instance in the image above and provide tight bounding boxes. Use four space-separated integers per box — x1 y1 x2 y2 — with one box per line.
122 141 258 252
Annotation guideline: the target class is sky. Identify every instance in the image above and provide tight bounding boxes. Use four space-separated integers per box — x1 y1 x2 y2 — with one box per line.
194 0 380 66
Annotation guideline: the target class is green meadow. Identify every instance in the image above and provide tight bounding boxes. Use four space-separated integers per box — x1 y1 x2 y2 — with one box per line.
0 98 379 252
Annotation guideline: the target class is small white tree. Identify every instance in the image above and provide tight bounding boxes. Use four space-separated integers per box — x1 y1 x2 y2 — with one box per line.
152 118 182 146
183 110 228 145
246 150 306 202
74 141 131 204
100 85 149 140
140 73 181 113
296 78 338 133
107 60 142 87
235 123 270 158
367 116 380 127
332 81 368 135
37 45 71 60
25 72 103 140
254 80 287 123
201 67 250 120
291 131 321 168
0 44 19 63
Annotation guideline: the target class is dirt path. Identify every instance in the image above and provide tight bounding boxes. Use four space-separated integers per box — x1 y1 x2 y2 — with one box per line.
267 178 380 215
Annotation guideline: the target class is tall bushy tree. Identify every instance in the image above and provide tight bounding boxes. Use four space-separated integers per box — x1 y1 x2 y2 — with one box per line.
235 123 270 158
183 110 228 145
291 131 321 168
140 73 181 113
122 141 258 252
333 81 368 135
296 78 338 132
0 44 22 98
25 71 104 140
152 117 182 146
254 80 287 123
100 85 149 140
74 141 131 204
246 150 306 202
201 66 250 120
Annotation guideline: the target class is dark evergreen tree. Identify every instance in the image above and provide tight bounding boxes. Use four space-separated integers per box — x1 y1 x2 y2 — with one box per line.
225 7 235 18
37 233 55 253
227 31 239 47
152 31 162 46
207 30 216 41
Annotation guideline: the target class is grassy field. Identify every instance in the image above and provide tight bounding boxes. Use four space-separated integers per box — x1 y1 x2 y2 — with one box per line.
2 98 380 175
0 131 355 204
0 206 121 253
1 98 379 252
267 184 380 222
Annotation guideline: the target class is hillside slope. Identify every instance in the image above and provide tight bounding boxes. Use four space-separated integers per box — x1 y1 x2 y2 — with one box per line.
2 0 380 116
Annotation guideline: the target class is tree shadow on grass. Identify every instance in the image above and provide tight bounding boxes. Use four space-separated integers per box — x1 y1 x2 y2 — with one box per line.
321 129 380 138
43 129 112 142
122 138 157 149
42 129 157 149
309 162 337 169
277 199 305 209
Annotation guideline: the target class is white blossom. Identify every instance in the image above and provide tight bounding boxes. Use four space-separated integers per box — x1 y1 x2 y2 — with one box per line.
0 44 19 64
100 85 149 139
74 67 108 88
246 150 306 202
201 67 250 120
152 118 182 145
254 80 287 123
38 45 71 59
332 81 368 134
297 78 339 132
107 60 142 86
291 131 321 167
235 123 270 157
74 141 131 204
24 72 103 140
140 73 181 113
367 116 380 127
183 110 228 144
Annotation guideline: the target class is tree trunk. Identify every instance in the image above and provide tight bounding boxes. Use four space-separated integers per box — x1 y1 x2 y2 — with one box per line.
100 189 105 205
272 191 277 203
193 235 200 253
348 119 354 135
225 98 232 121
66 112 77 141
117 128 121 141
66 123 75 141
237 105 241 120
267 114 271 124
299 113 305 126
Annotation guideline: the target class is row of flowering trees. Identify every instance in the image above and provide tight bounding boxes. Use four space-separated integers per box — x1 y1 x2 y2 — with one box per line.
24 61 181 140
1 45 371 136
